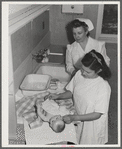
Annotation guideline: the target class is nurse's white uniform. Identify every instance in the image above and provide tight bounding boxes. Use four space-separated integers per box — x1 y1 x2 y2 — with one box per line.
66 37 110 74
66 70 111 144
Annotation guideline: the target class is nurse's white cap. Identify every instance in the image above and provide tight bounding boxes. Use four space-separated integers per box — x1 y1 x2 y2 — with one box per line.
76 18 94 31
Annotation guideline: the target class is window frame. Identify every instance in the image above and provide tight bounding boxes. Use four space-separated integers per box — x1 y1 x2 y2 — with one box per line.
95 4 118 43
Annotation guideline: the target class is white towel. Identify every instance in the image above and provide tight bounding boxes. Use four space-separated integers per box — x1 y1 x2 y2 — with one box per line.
24 119 77 145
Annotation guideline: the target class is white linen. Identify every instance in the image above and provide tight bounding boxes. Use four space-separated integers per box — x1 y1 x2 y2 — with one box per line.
66 70 111 144
42 99 73 116
42 99 59 112
66 37 110 74
24 119 77 145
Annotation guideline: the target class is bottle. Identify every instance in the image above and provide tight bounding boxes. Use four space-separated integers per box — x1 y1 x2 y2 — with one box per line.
44 57 49 63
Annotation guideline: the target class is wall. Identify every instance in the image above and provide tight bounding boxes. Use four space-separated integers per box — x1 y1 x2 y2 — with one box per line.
49 5 98 46
11 10 49 72
10 10 50 93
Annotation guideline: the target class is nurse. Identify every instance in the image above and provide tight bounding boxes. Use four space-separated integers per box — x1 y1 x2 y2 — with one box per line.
46 50 111 144
66 18 110 76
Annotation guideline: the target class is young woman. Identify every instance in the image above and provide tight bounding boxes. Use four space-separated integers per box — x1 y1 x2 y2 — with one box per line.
47 50 111 144
66 18 110 76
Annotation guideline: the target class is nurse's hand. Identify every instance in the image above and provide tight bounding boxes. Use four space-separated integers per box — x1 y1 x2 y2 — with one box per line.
71 70 76 77
45 93 59 100
63 115 73 124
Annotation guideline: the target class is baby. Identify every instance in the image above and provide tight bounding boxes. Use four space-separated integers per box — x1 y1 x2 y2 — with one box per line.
36 98 74 133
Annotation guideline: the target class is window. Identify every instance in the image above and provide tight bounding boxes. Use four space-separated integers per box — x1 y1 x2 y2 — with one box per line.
96 4 119 43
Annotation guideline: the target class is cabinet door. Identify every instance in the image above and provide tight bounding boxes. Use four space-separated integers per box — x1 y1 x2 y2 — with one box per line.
32 12 44 48
43 10 49 36
9 93 17 139
9 36 17 139
32 10 49 48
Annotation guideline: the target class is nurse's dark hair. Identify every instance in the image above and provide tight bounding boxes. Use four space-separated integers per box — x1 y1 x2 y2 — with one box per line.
71 19 90 37
81 50 111 80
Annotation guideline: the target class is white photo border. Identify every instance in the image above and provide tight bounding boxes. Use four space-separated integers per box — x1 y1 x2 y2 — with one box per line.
2 0 121 148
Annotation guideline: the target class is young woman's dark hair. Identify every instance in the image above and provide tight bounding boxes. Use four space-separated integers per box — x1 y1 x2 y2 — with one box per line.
81 50 111 80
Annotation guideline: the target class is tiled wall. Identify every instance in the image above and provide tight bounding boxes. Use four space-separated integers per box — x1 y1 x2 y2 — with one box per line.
48 45 66 64
11 11 49 72
10 10 50 93
11 22 32 71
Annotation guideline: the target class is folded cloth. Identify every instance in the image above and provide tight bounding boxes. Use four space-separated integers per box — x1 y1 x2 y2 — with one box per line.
22 112 43 129
29 117 43 129
56 99 77 115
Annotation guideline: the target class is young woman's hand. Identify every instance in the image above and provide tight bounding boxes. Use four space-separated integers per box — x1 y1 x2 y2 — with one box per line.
45 93 59 100
36 91 50 98
62 115 74 124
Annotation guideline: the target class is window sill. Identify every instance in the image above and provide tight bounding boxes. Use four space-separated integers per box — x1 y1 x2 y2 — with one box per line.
98 35 117 43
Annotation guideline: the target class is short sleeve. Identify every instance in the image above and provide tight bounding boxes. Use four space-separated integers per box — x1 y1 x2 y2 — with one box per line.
95 83 111 114
98 41 110 66
66 44 75 74
66 71 80 93
65 77 75 93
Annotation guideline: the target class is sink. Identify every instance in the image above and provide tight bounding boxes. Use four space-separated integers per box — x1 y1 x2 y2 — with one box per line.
36 63 71 82
20 63 71 96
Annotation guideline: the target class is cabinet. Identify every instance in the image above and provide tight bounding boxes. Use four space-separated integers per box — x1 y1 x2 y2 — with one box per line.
8 5 50 141
32 10 49 49
62 5 84 14
8 5 50 142
9 37 17 140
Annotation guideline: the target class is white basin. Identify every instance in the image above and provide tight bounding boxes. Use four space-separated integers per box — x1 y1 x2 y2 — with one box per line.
20 74 51 91
20 74 51 96
36 63 71 82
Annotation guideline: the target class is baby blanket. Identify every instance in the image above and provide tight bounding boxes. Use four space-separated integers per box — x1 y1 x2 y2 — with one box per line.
16 92 75 129
16 92 48 129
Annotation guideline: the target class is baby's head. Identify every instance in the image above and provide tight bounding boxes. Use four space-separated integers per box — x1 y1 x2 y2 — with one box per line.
49 115 65 133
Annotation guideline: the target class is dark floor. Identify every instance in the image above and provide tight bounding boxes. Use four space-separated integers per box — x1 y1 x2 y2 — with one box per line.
10 43 119 145
106 43 118 144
